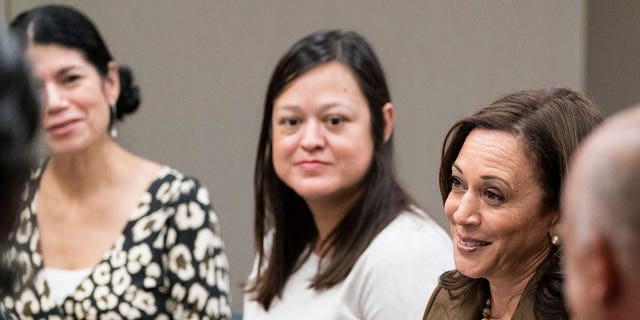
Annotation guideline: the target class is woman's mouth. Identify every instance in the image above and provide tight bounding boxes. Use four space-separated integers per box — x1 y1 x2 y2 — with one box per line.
296 160 329 171
457 237 491 254
46 119 80 136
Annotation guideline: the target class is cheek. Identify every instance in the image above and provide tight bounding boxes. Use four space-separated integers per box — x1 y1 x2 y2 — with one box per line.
350 142 374 168
333 132 373 166
271 139 289 173
271 130 295 152
495 216 551 258
85 103 106 128
99 104 111 127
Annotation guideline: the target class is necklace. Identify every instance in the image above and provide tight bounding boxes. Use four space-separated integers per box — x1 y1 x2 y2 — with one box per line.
481 298 491 320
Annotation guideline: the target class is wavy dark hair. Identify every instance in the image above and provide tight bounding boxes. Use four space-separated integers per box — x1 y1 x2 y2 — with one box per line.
438 88 603 319
248 29 411 310
0 31 39 296
9 4 140 122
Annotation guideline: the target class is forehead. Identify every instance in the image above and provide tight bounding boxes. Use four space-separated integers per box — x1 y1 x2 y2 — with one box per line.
26 43 89 75
455 129 535 182
274 61 364 106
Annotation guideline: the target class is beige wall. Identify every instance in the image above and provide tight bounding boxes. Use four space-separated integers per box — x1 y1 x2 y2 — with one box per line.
586 1 640 115
6 0 585 313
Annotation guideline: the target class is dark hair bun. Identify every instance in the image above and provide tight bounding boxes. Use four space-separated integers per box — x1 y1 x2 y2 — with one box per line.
115 66 140 119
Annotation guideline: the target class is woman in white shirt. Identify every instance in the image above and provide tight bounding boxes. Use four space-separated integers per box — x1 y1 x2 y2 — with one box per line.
244 29 453 319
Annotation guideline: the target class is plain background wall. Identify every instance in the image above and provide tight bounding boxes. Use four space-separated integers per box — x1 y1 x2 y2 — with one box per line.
5 1 588 313
586 1 640 115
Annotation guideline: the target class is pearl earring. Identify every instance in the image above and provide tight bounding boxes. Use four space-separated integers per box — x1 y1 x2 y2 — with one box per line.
551 234 561 246
109 104 118 138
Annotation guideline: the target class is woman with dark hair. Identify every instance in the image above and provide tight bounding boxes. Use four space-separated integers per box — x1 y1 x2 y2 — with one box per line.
423 88 603 319
2 5 231 319
244 29 453 319
0 30 39 301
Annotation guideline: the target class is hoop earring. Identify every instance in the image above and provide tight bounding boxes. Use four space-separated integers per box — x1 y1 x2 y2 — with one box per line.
109 104 118 138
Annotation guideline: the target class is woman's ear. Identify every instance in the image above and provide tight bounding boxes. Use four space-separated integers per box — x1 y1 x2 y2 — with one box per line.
104 61 120 106
382 103 395 143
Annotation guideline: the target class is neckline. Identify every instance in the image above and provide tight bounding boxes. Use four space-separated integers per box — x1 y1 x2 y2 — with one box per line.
27 164 172 305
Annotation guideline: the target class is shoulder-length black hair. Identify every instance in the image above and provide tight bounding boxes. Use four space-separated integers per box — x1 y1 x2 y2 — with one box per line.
248 29 411 310
438 88 603 319
10 4 140 120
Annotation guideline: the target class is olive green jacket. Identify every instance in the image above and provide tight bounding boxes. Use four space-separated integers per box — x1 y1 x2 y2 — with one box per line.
422 258 554 320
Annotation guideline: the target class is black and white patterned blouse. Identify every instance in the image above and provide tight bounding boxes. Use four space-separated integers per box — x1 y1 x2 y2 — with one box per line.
1 166 231 319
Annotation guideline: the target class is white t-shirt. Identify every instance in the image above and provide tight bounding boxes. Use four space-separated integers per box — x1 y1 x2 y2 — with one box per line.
43 267 93 305
243 207 454 320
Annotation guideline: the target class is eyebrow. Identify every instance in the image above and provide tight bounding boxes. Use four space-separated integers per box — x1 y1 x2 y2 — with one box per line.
56 66 82 75
480 175 509 184
273 105 299 113
274 102 346 113
452 163 512 188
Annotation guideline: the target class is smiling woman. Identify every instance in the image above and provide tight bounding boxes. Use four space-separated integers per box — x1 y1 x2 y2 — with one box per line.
446 129 553 281
28 43 116 154
1 5 231 319
423 88 603 320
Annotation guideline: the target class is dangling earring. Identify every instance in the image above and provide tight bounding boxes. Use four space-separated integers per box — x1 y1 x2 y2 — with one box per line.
109 104 118 138
551 234 561 246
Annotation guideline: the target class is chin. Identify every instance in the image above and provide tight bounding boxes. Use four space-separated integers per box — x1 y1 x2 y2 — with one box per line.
287 182 334 197
455 267 475 278
295 190 336 202
47 140 90 155
454 259 483 279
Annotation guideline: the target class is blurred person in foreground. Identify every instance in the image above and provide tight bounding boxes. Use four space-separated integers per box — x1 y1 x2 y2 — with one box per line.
0 29 39 305
562 104 640 320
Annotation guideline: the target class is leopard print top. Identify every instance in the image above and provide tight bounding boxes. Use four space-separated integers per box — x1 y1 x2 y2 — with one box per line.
1 166 231 319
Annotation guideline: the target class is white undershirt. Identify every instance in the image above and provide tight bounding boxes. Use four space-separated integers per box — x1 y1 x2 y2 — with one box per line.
43 267 93 305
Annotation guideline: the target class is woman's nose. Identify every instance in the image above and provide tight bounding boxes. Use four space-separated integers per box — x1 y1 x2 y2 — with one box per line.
43 83 69 113
300 121 325 151
451 192 481 226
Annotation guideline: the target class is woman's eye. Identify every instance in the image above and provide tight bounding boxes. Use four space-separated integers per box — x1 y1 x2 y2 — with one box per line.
62 75 80 84
450 176 464 190
327 116 346 126
279 118 299 127
484 189 505 202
